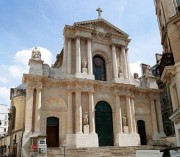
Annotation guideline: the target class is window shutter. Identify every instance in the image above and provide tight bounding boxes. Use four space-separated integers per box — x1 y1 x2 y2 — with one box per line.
166 0 176 17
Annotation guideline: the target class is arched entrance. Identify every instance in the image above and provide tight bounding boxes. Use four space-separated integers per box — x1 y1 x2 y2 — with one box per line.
93 55 106 81
46 117 59 147
137 120 147 145
95 101 114 146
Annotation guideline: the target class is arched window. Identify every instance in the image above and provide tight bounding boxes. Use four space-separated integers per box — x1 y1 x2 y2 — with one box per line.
93 55 106 81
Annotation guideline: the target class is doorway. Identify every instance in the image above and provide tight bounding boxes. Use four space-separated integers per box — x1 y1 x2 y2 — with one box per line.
46 117 59 147
137 120 147 145
95 101 114 146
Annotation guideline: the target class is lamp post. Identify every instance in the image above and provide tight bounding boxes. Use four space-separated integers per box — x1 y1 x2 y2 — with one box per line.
62 140 67 157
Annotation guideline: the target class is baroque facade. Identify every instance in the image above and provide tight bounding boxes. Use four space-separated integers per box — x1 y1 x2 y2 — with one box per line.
6 15 166 156
154 0 180 145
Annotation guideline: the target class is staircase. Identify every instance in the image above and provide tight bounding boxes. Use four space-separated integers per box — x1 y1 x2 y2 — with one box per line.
47 145 161 157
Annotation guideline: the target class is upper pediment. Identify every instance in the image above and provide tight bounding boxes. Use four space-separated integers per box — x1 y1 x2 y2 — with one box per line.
73 18 129 38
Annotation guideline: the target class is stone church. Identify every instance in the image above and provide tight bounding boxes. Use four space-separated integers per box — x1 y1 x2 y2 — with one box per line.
9 11 165 156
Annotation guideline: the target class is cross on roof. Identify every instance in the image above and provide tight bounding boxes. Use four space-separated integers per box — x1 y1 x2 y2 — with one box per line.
96 8 102 18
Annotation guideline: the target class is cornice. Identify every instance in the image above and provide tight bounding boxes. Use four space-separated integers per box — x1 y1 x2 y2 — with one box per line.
160 65 175 83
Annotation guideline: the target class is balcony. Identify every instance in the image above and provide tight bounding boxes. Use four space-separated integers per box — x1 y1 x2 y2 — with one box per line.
159 53 174 77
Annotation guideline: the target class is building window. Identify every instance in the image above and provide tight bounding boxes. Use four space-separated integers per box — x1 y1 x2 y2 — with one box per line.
93 55 106 81
5 115 7 120
4 121 7 126
4 128 6 132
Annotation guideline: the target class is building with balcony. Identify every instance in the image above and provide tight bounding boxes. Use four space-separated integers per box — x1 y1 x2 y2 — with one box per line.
154 0 180 146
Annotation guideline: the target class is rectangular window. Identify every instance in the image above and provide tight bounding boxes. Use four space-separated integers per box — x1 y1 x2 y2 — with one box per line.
176 0 180 6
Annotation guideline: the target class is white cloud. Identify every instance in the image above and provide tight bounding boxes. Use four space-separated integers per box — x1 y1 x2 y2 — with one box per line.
0 87 10 105
14 47 53 67
0 47 53 104
130 61 142 77
9 47 53 80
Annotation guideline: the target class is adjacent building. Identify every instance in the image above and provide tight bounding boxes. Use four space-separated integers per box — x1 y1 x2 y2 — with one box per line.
0 104 9 136
154 0 180 145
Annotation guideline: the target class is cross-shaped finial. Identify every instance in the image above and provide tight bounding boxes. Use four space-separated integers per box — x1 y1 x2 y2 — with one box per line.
96 8 102 18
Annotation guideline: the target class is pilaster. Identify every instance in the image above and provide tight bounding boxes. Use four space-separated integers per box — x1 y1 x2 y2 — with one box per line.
75 37 81 75
130 96 137 133
112 44 118 79
34 88 42 133
126 96 133 133
67 92 73 134
150 97 159 140
121 47 128 79
25 88 34 132
87 39 93 75
89 92 95 133
75 91 82 133
67 38 72 74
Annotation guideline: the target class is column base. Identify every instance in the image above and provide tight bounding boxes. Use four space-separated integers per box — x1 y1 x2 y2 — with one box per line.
66 133 99 148
152 132 166 140
115 133 140 146
75 73 95 80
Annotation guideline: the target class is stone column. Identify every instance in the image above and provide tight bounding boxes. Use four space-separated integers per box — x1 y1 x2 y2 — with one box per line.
125 49 130 79
76 37 81 74
35 88 42 133
89 92 95 133
126 96 133 133
115 95 123 133
75 91 82 133
155 98 164 133
67 38 72 74
112 44 118 79
150 99 158 134
87 39 93 75
121 47 128 79
131 97 137 133
25 88 34 132
67 92 73 134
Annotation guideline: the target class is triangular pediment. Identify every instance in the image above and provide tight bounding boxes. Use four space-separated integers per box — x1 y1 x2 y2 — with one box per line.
74 18 129 37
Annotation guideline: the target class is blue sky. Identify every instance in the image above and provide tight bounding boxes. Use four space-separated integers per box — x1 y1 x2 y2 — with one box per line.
0 0 162 106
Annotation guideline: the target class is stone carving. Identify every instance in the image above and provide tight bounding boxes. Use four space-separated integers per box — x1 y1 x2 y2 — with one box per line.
31 47 41 60
83 112 89 125
122 115 127 126
118 64 123 78
82 58 88 69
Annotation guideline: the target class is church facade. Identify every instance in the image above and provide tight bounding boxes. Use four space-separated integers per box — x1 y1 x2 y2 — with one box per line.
8 16 165 156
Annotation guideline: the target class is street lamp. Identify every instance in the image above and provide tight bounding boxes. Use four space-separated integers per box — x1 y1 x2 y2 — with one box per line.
62 140 67 157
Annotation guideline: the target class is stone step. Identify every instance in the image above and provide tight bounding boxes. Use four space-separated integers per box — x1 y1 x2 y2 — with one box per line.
47 145 163 157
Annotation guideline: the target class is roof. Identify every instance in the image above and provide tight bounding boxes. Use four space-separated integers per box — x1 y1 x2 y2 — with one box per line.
73 18 129 37
16 83 26 90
